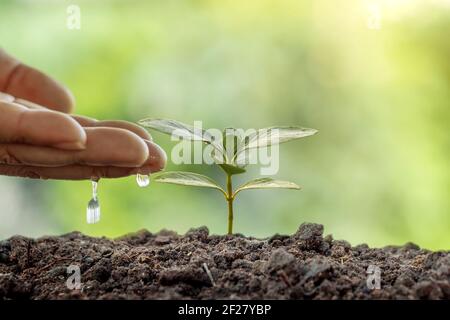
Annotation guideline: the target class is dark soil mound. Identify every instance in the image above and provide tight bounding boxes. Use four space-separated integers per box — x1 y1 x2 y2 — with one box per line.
0 223 449 300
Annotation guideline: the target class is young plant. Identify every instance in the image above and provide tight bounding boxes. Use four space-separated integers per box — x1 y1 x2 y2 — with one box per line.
138 118 317 235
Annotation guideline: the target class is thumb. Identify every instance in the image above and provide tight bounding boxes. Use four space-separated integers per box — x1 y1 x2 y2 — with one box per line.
0 48 75 113
0 97 86 150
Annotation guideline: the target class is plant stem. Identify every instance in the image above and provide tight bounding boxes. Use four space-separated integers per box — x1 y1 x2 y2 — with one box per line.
226 173 234 235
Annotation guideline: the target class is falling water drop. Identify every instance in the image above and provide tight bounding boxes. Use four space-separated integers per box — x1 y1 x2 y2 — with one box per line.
136 174 150 187
87 179 100 224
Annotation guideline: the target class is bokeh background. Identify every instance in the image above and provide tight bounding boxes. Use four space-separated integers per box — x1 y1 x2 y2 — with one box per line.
0 0 448 249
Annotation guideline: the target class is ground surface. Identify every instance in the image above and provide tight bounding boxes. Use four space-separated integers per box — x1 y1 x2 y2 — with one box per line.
0 223 449 300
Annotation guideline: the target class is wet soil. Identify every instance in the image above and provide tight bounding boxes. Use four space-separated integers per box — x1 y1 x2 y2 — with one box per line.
0 223 449 300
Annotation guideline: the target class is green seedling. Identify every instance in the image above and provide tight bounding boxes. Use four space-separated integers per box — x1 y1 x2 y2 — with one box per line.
138 118 317 235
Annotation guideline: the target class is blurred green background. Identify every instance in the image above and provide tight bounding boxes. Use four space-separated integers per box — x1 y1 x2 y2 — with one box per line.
0 0 448 249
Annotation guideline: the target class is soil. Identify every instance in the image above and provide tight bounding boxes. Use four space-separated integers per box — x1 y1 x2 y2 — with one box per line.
0 223 449 300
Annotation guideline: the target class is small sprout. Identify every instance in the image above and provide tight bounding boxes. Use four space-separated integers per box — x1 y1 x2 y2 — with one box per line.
138 118 317 235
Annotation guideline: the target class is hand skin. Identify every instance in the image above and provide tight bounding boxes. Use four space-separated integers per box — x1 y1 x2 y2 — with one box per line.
0 48 166 180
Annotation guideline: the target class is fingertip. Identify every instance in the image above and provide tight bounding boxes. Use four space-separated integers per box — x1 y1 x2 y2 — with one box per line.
144 140 167 171
4 64 75 113
26 109 87 150
82 127 149 167
39 79 75 113
57 112 87 149
132 137 151 167
58 85 76 113
121 131 150 167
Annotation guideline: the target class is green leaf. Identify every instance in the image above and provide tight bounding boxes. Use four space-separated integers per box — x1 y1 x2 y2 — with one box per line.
153 171 226 196
139 118 201 139
218 163 246 176
234 126 317 164
222 128 242 157
138 118 226 162
234 178 301 196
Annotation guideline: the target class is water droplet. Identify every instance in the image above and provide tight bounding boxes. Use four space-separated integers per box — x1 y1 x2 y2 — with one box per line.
87 198 100 224
87 179 100 224
136 174 150 187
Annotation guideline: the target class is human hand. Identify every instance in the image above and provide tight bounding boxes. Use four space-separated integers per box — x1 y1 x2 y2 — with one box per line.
0 49 166 180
